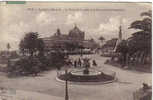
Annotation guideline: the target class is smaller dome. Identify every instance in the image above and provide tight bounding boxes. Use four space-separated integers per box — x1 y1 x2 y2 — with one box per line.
54 28 61 36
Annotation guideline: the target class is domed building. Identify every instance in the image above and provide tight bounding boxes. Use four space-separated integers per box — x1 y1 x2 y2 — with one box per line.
42 25 97 53
68 25 85 40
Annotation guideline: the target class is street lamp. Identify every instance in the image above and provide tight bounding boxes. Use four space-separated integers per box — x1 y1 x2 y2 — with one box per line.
65 69 69 100
7 43 11 68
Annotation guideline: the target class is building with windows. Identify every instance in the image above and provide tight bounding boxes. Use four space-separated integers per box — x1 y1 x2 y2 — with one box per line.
69 25 85 41
42 25 97 53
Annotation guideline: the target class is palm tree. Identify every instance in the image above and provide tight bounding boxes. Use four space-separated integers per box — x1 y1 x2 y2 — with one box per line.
116 40 128 67
99 36 105 47
128 10 152 64
7 43 11 52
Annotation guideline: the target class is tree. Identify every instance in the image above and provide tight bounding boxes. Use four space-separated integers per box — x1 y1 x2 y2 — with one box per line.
116 40 128 67
37 38 45 56
141 10 152 17
128 10 152 64
19 32 45 57
19 40 26 55
9 32 45 76
90 38 94 42
88 38 99 50
99 36 105 43
99 36 105 48
7 43 11 51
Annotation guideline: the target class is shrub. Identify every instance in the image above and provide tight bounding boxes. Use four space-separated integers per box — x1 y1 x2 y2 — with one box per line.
8 51 68 76
8 57 43 76
48 52 67 70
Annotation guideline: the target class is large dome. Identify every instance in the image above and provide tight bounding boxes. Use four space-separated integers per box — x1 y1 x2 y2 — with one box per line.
69 25 85 40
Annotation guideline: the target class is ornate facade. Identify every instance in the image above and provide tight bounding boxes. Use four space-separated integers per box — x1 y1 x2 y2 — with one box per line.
42 25 87 51
68 25 85 40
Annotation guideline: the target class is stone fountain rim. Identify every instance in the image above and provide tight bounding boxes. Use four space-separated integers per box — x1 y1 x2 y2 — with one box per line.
56 76 117 85
56 68 117 85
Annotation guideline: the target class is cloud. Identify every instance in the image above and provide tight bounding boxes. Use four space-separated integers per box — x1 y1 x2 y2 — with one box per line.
0 3 149 50
65 12 82 25
98 16 121 32
89 16 130 40
36 12 56 25
0 21 30 50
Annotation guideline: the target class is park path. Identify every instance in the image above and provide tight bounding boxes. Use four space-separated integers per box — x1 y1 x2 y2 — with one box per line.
0 54 151 100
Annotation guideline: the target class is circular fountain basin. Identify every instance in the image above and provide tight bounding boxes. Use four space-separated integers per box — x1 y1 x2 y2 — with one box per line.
57 68 116 83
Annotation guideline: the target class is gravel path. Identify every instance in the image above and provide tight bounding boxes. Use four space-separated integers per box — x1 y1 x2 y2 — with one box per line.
0 54 151 100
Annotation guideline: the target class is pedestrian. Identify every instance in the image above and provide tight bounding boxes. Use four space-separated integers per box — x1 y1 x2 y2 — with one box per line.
78 58 82 67
92 59 97 67
74 60 77 68
68 59 72 67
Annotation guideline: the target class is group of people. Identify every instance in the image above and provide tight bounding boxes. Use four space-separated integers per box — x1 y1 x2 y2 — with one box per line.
66 56 98 68
74 58 82 68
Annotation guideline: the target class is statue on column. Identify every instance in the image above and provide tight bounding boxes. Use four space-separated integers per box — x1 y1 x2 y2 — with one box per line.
83 58 90 74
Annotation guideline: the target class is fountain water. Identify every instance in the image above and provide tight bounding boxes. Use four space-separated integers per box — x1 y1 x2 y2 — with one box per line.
57 58 116 84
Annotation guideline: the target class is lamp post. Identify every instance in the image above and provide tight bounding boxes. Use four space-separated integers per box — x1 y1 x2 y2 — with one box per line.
80 42 83 57
7 43 11 68
65 69 69 100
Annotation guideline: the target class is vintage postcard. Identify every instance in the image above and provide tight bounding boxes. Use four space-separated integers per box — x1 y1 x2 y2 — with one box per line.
0 1 152 100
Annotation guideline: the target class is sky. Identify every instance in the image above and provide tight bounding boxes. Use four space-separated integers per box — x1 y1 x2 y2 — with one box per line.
0 2 152 50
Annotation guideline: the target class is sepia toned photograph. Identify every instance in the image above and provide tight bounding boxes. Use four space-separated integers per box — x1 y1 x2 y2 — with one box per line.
0 2 152 100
